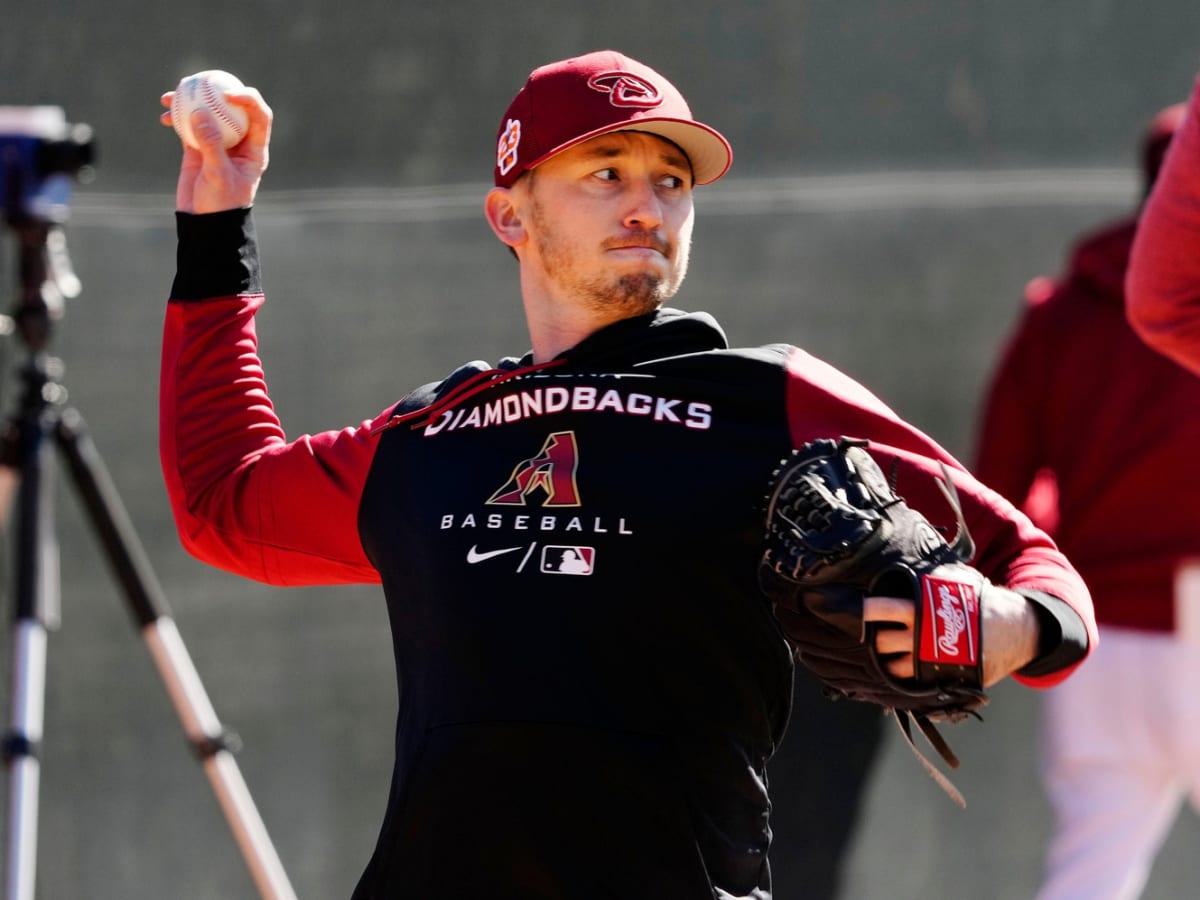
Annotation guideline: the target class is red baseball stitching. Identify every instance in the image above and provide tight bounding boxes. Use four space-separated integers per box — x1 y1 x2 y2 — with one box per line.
199 79 244 136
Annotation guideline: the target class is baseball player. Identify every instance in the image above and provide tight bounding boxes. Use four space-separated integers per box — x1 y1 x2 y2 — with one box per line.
1128 76 1200 374
159 50 1096 898
975 102 1200 900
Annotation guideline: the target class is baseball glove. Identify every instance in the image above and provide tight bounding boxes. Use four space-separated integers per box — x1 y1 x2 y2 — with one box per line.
759 436 989 807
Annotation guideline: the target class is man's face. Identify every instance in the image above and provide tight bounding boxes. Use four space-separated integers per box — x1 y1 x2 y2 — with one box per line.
517 131 696 317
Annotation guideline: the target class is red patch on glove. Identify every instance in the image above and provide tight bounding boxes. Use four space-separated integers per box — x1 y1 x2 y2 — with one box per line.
919 575 980 667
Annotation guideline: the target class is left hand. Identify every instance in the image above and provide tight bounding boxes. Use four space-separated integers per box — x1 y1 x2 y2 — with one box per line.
865 583 1039 687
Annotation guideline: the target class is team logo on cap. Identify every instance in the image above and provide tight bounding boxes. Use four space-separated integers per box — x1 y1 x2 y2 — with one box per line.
587 71 662 109
497 118 521 177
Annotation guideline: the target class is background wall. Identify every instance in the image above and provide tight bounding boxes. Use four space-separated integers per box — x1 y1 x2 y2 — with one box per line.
2 3 1200 898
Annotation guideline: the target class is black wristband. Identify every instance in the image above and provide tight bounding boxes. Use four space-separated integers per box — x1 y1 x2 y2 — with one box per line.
171 208 261 301
1014 589 1090 678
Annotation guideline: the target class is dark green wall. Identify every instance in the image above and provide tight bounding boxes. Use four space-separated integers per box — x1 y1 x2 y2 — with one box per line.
4 2 1198 192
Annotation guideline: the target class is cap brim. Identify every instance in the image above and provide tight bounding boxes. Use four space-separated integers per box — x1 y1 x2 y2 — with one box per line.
527 118 733 186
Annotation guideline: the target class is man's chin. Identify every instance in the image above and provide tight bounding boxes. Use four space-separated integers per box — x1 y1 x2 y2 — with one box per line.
613 273 670 307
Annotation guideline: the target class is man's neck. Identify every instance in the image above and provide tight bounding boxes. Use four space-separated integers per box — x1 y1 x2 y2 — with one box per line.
527 312 604 363
524 299 659 363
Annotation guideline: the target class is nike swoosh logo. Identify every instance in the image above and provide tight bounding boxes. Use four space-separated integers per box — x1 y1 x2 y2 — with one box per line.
466 545 523 564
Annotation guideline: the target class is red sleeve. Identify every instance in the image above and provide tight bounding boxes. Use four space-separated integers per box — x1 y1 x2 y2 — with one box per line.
783 347 1097 688
160 214 383 586
1127 73 1200 375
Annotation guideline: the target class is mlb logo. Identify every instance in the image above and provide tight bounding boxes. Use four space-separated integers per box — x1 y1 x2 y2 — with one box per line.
541 546 595 575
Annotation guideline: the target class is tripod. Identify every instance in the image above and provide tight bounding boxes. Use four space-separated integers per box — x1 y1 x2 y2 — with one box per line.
0 215 298 899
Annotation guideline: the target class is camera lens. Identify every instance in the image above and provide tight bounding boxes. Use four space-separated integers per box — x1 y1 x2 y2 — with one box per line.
36 124 96 177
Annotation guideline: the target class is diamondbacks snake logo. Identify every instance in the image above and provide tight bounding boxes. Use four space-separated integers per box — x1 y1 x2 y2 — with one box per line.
586 72 663 108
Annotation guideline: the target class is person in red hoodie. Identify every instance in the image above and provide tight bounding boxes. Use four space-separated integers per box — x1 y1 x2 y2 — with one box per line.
975 103 1200 900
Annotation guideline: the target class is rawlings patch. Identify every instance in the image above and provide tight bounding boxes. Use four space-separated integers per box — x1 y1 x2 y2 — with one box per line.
919 574 980 667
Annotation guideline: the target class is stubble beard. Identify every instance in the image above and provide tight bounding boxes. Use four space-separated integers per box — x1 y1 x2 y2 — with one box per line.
531 200 691 318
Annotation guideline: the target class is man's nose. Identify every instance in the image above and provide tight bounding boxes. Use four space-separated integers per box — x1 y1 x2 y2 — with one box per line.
622 179 664 230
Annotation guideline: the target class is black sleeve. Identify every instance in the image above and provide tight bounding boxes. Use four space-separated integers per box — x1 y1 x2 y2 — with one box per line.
1014 589 1090 678
171 208 260 301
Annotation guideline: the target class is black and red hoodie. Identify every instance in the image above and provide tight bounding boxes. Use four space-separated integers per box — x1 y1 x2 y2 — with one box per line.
162 209 1094 900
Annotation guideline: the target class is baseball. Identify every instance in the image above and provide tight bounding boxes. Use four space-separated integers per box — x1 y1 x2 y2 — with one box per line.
171 69 249 150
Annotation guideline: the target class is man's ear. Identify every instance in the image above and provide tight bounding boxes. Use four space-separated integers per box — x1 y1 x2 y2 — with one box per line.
484 187 527 250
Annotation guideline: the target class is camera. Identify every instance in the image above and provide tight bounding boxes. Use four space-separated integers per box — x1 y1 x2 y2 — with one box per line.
0 106 95 223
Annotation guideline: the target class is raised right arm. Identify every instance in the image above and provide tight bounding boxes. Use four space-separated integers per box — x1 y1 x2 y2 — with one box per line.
159 82 384 586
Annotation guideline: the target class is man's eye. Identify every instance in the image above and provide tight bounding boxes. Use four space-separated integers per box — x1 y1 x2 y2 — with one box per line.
594 168 619 181
660 175 685 189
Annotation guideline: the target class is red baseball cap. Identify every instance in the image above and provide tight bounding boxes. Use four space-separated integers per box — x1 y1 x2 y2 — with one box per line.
494 50 733 188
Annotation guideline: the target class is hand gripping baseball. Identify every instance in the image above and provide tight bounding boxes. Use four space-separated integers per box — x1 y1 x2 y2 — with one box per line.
159 70 272 214
759 436 989 807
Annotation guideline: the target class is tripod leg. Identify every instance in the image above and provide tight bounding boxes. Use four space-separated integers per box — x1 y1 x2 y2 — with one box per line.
3 387 59 900
4 622 48 900
53 406 298 900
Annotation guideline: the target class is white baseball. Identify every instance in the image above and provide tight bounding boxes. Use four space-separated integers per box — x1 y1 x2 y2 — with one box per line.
171 70 249 150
